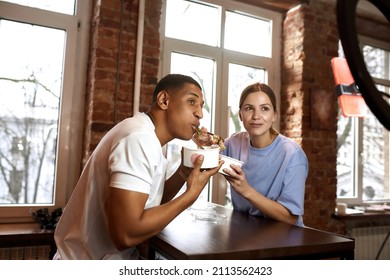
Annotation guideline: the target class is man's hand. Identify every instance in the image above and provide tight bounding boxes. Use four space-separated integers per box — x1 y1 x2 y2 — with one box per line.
185 154 223 198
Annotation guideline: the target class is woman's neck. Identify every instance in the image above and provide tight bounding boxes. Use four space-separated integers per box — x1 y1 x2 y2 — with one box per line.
250 131 277 149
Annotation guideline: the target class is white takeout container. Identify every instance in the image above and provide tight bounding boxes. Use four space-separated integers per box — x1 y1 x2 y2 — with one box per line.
219 155 244 175
183 146 220 169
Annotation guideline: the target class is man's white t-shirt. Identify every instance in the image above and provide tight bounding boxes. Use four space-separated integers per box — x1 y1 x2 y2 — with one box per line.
54 112 168 259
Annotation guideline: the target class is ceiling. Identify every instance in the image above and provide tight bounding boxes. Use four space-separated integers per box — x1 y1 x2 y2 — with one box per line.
238 0 304 12
238 0 388 19
237 0 390 42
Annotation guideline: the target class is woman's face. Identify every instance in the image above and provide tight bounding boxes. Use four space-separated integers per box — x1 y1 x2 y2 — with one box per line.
239 91 277 138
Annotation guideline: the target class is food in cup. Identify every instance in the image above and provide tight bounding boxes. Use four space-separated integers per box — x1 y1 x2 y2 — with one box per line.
192 126 225 151
183 126 225 169
219 155 244 175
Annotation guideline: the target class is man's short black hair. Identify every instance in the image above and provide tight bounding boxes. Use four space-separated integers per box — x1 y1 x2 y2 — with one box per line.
152 74 202 102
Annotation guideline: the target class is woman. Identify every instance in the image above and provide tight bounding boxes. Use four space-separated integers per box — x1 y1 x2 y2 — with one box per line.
221 83 308 226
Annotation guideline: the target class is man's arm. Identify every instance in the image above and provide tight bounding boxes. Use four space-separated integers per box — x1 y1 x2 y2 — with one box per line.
161 164 191 203
107 155 222 251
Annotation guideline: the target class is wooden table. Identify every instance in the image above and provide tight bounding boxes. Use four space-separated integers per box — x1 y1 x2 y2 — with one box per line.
148 204 355 260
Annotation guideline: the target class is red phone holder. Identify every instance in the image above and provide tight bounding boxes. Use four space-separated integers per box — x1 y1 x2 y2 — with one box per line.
331 57 367 118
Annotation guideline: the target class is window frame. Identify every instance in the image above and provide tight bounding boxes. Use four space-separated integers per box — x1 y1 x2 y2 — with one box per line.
161 0 282 205
0 1 91 222
337 35 390 206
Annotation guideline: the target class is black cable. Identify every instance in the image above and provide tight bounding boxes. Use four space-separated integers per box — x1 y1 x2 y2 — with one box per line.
381 91 390 98
337 0 390 130
375 229 390 260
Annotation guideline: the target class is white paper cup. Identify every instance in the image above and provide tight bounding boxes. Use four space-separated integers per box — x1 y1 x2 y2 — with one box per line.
219 155 244 175
336 203 347 214
183 146 220 169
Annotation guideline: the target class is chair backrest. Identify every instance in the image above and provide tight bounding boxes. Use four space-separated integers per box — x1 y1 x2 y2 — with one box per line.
331 57 367 118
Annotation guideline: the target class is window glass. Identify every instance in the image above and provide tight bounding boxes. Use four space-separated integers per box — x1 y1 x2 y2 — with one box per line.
227 63 266 136
363 45 389 80
336 112 356 198
0 0 89 220
163 0 281 205
224 11 272 57
167 52 216 202
171 52 216 130
337 42 390 203
165 0 220 47
2 0 75 15
0 20 65 205
362 85 390 201
362 44 390 201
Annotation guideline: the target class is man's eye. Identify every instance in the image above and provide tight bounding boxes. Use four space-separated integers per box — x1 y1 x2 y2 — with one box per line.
188 99 195 105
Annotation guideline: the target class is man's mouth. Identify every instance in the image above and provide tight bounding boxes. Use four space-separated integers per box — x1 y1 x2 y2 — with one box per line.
192 125 200 133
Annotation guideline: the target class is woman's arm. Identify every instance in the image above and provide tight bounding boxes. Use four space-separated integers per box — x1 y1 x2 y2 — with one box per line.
224 165 300 225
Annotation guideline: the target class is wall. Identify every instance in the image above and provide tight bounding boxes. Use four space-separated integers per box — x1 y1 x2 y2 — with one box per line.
83 0 162 163
80 0 373 234
281 1 344 233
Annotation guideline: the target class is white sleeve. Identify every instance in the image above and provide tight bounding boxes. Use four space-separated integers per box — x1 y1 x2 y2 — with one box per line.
108 132 161 194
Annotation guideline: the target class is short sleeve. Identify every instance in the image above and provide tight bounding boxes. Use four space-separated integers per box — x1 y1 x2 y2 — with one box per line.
277 149 308 216
108 132 161 194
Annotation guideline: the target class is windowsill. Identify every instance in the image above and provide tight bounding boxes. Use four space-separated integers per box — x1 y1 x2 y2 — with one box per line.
333 210 390 236
333 210 390 220
333 203 390 220
0 222 48 234
0 222 56 258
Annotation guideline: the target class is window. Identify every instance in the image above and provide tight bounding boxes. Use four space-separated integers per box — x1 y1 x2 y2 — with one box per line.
337 37 390 205
162 0 281 206
0 1 91 221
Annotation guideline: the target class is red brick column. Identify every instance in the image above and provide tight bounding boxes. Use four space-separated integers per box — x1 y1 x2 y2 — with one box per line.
82 0 162 165
281 2 344 233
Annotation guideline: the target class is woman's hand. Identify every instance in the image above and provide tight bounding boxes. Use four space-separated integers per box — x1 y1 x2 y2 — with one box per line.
223 164 253 198
223 165 299 225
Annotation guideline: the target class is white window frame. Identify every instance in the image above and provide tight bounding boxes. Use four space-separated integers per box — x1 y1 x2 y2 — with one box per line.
337 35 390 206
0 1 91 222
161 0 282 205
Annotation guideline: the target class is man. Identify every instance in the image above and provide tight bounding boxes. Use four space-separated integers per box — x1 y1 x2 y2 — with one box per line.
54 74 222 259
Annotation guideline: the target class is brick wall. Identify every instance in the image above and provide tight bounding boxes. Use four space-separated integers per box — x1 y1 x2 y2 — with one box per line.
253 1 389 233
281 1 345 233
82 0 161 163
81 0 347 233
